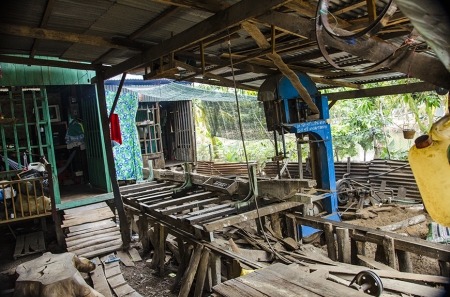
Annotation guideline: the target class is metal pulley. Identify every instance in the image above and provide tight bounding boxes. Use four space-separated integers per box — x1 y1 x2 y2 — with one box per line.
349 270 383 296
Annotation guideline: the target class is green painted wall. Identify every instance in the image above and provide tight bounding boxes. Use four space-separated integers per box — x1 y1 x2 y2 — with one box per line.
0 58 95 86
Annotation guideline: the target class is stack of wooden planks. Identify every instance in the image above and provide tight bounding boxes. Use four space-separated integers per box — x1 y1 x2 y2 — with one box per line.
62 202 122 258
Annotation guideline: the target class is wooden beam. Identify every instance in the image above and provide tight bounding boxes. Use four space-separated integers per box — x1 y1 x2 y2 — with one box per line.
241 21 319 114
97 0 292 80
0 24 148 51
285 0 352 27
30 0 56 58
108 72 126 121
257 10 450 89
366 0 377 23
326 82 436 101
0 55 102 70
332 1 366 16
152 0 228 13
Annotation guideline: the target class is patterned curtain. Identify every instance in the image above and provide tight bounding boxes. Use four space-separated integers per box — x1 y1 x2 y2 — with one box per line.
106 90 143 180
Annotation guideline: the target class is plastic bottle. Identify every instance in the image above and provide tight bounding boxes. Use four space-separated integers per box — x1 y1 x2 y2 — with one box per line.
408 114 450 227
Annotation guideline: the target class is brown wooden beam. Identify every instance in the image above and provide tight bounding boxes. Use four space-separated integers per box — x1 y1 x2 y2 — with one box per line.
366 0 377 23
0 23 149 51
30 0 56 58
96 0 292 80
332 1 366 16
325 82 436 101
152 0 228 12
108 72 126 121
0 55 102 70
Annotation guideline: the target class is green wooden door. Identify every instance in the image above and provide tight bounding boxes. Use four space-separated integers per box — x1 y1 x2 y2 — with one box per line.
81 87 111 192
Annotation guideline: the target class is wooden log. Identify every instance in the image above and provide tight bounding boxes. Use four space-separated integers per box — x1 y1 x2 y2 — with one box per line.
138 215 150 254
397 250 413 273
229 238 242 255
336 227 351 264
178 244 204 297
270 213 283 238
379 214 426 232
193 248 211 297
383 235 397 270
210 253 222 286
324 222 337 261
204 266 212 293
70 238 122 256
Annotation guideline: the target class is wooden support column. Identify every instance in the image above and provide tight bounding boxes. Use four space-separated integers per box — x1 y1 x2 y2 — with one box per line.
270 213 282 238
159 224 167 276
96 71 131 249
356 241 366 266
171 239 191 293
336 227 351 264
108 72 126 121
179 244 204 297
138 215 150 254
439 260 449 277
150 225 160 270
194 248 211 297
285 214 298 242
397 250 413 273
53 211 65 247
324 222 336 261
383 235 397 270
210 253 222 286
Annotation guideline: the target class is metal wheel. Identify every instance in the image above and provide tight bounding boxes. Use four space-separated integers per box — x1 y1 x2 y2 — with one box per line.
302 201 324 243
349 270 383 297
336 179 353 206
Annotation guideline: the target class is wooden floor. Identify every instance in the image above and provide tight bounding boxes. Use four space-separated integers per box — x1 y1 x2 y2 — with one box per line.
59 184 106 202
62 202 122 258
213 263 368 297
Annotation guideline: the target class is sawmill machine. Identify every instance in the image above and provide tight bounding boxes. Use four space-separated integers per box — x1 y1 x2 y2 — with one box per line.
257 72 340 238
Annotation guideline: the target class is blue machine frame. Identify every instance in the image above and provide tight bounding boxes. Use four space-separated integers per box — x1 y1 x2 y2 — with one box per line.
260 72 340 238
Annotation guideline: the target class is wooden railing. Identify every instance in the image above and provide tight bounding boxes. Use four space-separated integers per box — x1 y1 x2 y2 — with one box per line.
0 166 54 224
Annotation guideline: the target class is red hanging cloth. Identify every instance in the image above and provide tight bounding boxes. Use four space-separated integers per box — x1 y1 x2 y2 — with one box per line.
110 113 122 145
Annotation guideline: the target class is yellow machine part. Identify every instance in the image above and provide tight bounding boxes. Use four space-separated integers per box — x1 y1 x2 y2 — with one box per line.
409 114 450 227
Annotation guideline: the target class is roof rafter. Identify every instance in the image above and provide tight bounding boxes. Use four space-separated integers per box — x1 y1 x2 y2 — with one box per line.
30 0 56 58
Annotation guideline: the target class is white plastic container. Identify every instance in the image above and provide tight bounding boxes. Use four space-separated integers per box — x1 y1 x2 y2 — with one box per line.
28 162 46 172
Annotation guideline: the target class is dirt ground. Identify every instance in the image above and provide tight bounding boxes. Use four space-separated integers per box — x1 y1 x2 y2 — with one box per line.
340 203 441 276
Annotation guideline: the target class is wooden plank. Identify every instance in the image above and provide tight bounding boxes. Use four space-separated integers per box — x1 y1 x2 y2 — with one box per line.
203 202 302 232
67 235 122 252
108 274 127 289
90 257 113 297
80 244 123 259
28 232 39 252
213 279 269 297
381 277 447 297
13 234 25 259
67 219 116 234
117 250 135 267
357 255 397 271
128 248 142 262
104 265 122 279
306 264 450 285
62 210 115 228
65 227 120 242
64 202 108 215
112 284 135 297
144 191 215 210
260 264 366 297
66 230 121 247
74 239 123 256
64 206 112 220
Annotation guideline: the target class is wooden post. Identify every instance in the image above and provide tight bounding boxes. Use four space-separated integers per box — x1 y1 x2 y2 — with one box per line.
170 240 191 293
397 250 413 273
336 227 350 264
285 214 298 242
210 253 222 286
270 213 282 238
138 215 150 254
383 235 397 270
226 259 241 280
351 239 358 265
53 211 65 247
159 224 167 276
324 222 336 261
204 266 212 293
375 244 387 264
179 244 204 297
95 71 131 249
150 225 160 270
439 260 449 277
356 241 366 266
194 248 211 297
